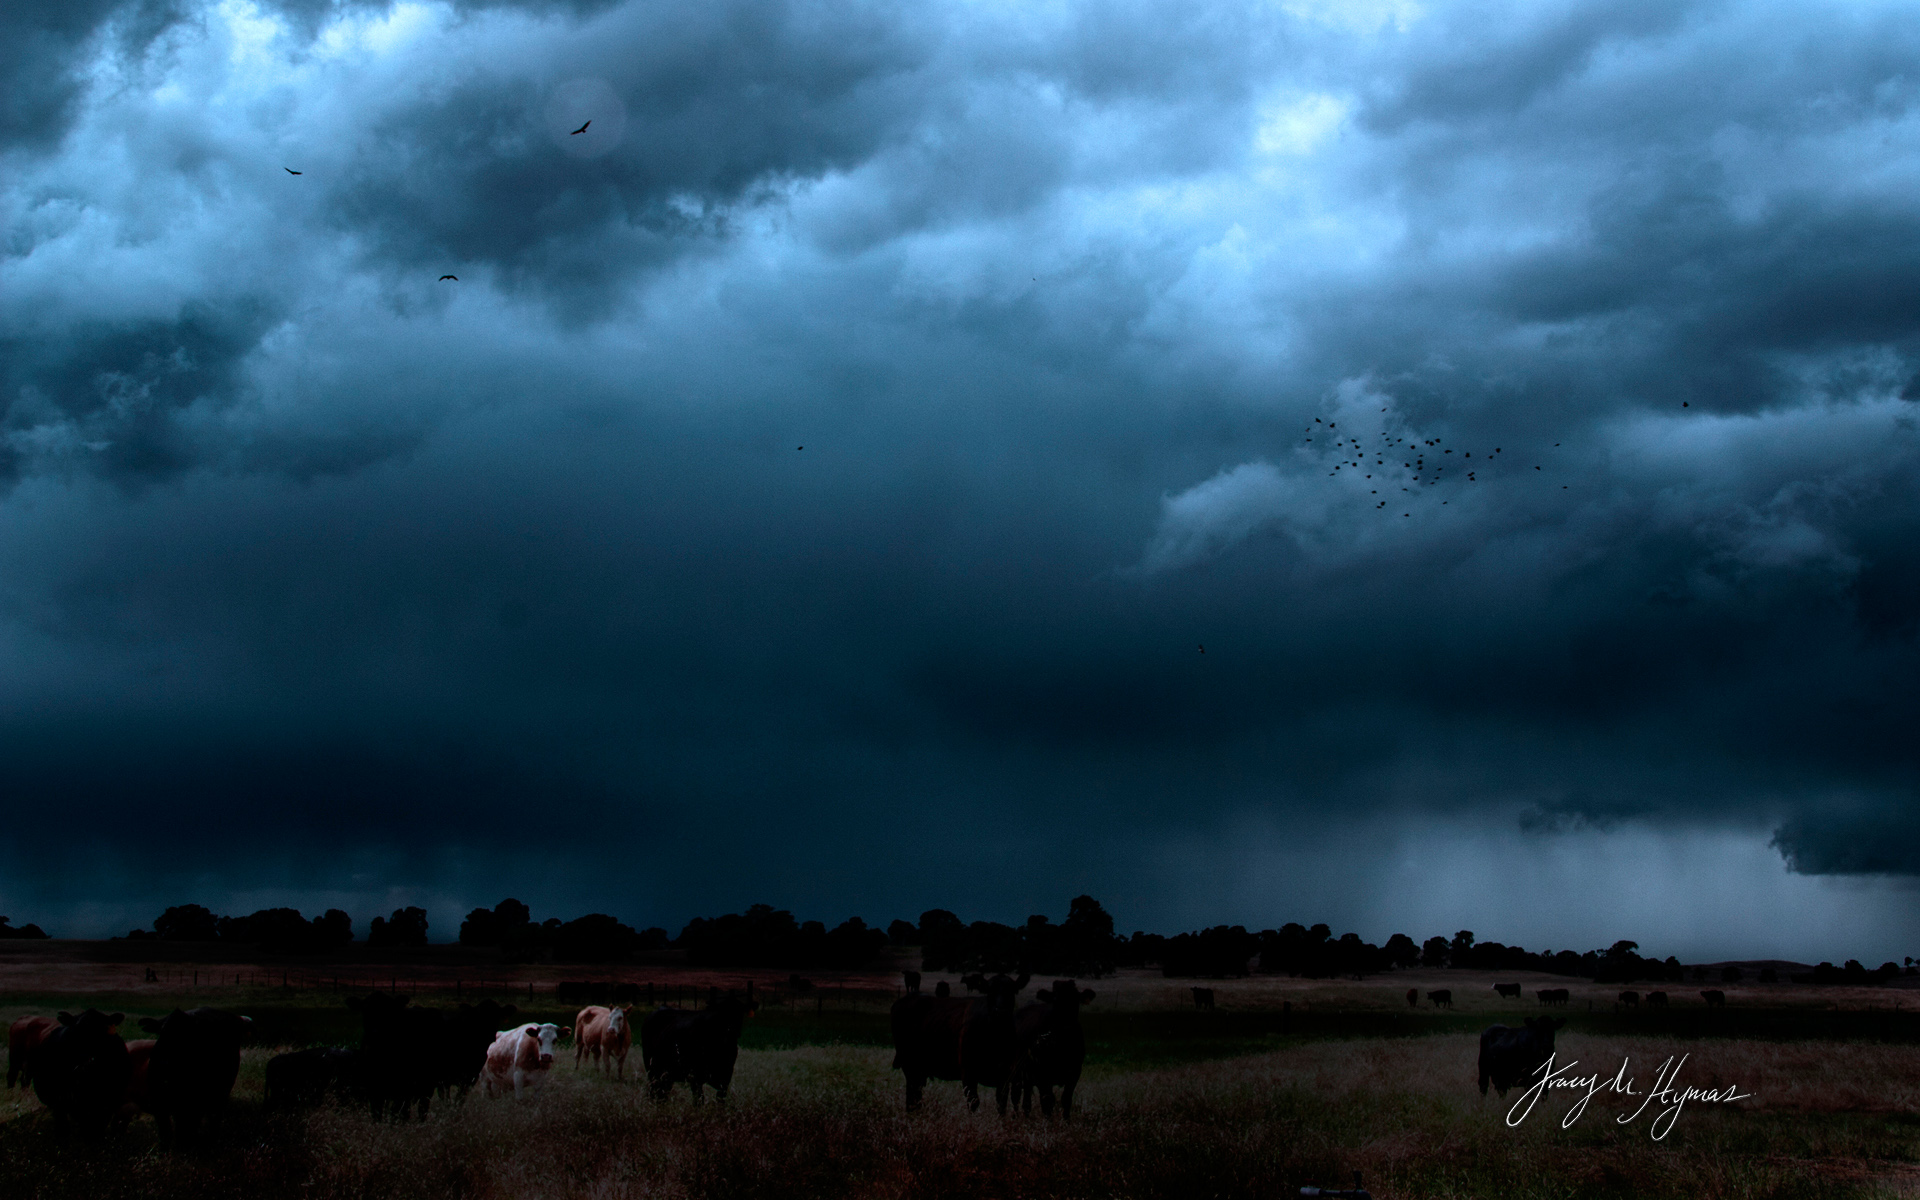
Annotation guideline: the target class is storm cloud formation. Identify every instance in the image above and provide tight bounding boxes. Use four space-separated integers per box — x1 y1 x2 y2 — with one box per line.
3 0 1918 956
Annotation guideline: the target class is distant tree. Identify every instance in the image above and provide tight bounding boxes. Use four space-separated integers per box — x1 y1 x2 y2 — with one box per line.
887 919 919 945
1159 926 1258 978
315 909 353 947
0 917 49 940
460 898 532 947
1382 933 1420 970
918 909 967 972
1421 936 1450 969
1758 967 1777 983
154 904 221 942
1721 965 1743 983
367 906 429 948
1449 930 1475 965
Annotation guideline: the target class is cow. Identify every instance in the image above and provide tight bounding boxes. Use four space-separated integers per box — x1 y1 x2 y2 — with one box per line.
1535 988 1569 1007
1427 989 1453 1009
435 1000 519 1102
1012 980 1095 1120
29 1009 130 1136
347 993 439 1120
1617 991 1640 1009
264 1047 357 1111
1701 989 1726 1008
641 993 757 1103
575 1005 634 1078
8 1014 59 1089
1646 991 1669 1008
117 1038 156 1128
890 971 1029 1113
1192 987 1216 1010
934 981 950 997
1478 1017 1565 1098
903 969 922 994
137 1007 252 1147
1493 983 1522 999
482 1023 569 1100
1406 988 1419 1009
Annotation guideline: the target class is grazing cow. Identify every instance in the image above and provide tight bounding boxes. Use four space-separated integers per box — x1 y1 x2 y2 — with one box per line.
1427 989 1453 1009
575 1005 634 1078
934 981 950 998
1493 983 1522 999
1535 988 1569 1007
29 1009 130 1136
1646 991 1669 1009
1192 987 1216 1010
137 1007 252 1147
903 969 922 994
1478 1017 1565 1098
8 1014 59 1088
482 1023 568 1100
641 994 757 1103
264 1047 357 1110
1012 980 1095 1120
1700 989 1726 1008
889 971 1029 1113
1407 988 1419 1009
1617 991 1640 1009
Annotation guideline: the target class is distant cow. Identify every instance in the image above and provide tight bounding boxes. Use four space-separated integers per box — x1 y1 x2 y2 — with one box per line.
641 994 757 1103
934 981 951 997
1012 980 1095 1120
482 1023 569 1100
575 1005 634 1078
8 1014 59 1089
1427 989 1453 1009
1191 987 1215 1010
138 1007 252 1147
264 1047 356 1110
903 970 922 994
29 1009 130 1136
1617 991 1640 1009
1478 1017 1565 1098
1406 988 1419 1008
1493 983 1522 999
890 971 1029 1113
1700 989 1726 1008
1535 988 1569 1007
1645 991 1669 1008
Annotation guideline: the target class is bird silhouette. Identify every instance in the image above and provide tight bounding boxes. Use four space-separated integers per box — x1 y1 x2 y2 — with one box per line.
571 120 591 135
1198 644 1205 654
284 168 301 175
797 445 803 450
440 275 457 281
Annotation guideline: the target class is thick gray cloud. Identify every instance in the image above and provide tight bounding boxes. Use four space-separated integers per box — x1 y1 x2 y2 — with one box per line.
2 0 1918 958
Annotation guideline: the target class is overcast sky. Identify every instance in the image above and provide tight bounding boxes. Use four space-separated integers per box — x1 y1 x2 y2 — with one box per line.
3 0 1918 961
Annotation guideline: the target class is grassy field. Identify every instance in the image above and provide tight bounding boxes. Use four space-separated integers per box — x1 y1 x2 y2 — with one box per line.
6 961 1920 1199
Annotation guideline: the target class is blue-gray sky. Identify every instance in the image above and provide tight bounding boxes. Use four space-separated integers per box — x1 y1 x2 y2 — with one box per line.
3 0 1919 961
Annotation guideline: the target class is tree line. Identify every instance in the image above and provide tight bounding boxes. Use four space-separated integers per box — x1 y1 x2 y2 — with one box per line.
85 898 1920 982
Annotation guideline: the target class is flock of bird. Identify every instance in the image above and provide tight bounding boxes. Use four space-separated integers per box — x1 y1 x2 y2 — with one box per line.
1301 408 1567 518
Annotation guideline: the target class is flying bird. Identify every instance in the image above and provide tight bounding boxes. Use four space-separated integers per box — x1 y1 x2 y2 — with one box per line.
284 168 301 175
571 120 591 135
440 275 457 281
1198 644 1205 654
797 445 803 450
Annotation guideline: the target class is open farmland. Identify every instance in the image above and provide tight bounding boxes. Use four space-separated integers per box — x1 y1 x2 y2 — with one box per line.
7 946 1920 1199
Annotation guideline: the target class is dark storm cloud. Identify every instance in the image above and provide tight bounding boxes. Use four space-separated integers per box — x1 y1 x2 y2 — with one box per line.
4 0 1920 950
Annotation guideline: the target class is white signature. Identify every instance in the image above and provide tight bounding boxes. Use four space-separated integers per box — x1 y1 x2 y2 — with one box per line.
1506 1053 1752 1140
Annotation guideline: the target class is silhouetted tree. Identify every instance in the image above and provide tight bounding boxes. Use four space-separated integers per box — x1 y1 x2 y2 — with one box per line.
154 904 221 942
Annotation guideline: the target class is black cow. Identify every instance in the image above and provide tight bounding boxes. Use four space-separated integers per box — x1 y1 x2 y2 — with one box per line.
1012 980 1095 1119
1701 989 1726 1008
1617 991 1640 1010
347 993 439 1120
890 971 1029 1113
641 994 757 1103
29 1009 130 1136
903 970 922 994
1478 1017 1565 1097
1427 989 1453 1009
1645 991 1669 1008
1535 988 1569 1007
1191 987 1215 1010
264 1047 357 1111
138 1007 251 1147
434 1000 518 1101
1493 983 1522 999
934 981 950 997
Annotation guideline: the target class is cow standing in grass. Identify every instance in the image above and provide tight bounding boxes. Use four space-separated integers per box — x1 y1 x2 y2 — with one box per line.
1646 991 1669 1009
1478 1016 1565 1098
482 1023 569 1100
1701 989 1726 1008
641 994 757 1103
1493 983 1522 999
1427 990 1453 1009
29 1009 130 1137
576 1005 634 1078
137 1007 251 1148
890 971 1029 1113
1012 980 1095 1120
7 1015 58 1089
265 1047 357 1110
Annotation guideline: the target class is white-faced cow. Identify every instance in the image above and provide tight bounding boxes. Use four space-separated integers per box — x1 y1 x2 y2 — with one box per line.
575 1005 634 1078
1012 979 1095 1120
641 994 757 1103
482 1023 569 1100
1477 1016 1565 1098
137 1007 252 1147
889 971 1029 1113
29 1009 130 1137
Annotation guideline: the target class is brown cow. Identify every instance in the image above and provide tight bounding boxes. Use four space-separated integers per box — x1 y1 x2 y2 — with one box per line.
890 971 1029 1113
1406 988 1419 1009
117 1039 157 1126
8 1015 59 1089
1646 991 1669 1008
1617 991 1640 1009
1700 989 1726 1008
574 1005 634 1078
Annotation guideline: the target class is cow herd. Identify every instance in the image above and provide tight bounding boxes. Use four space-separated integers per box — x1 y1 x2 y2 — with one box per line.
890 972 1096 1118
7 1007 251 1143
